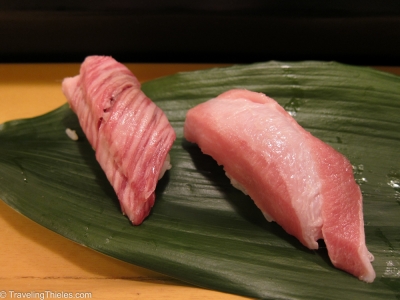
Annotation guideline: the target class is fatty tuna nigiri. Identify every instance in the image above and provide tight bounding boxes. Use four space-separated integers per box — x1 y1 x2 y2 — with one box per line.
184 89 375 282
62 56 176 225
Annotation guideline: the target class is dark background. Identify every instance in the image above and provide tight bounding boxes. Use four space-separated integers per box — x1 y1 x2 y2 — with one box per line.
1 0 400 65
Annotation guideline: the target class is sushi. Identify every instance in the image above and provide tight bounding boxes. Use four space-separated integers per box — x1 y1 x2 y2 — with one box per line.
184 89 375 282
62 56 176 225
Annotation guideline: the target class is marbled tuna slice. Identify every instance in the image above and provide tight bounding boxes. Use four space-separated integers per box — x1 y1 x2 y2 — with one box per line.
62 56 176 225
183 89 375 282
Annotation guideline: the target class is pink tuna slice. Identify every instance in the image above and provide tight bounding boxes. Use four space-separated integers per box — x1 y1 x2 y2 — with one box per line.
62 56 176 225
183 89 375 282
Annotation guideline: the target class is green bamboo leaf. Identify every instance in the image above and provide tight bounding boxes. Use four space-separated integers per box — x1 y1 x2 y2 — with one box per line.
1 61 399 299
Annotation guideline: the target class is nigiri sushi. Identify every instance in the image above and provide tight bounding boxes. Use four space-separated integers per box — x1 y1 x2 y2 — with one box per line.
184 89 375 282
62 56 176 225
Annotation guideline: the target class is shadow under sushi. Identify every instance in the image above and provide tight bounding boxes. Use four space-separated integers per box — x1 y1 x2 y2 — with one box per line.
182 138 335 265
62 107 121 211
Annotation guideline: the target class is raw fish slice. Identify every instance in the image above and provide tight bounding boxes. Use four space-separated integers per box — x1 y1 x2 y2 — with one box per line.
316 143 375 282
183 89 375 282
62 56 176 225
